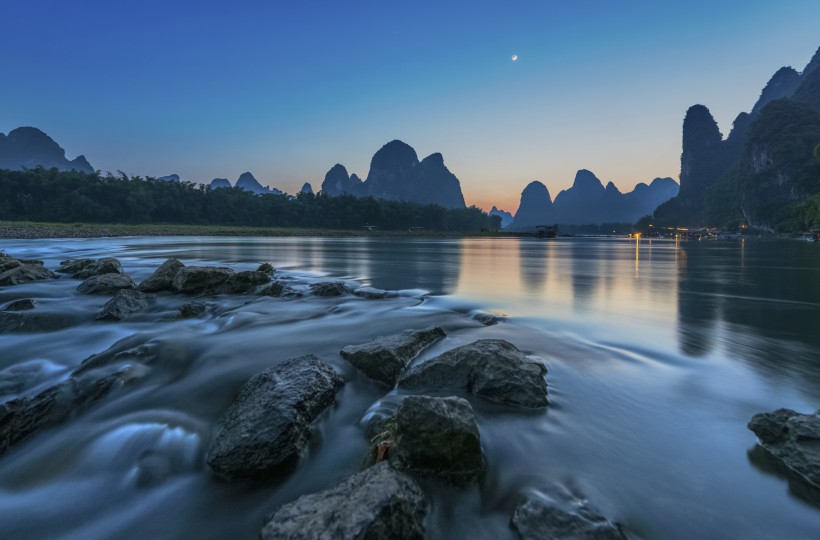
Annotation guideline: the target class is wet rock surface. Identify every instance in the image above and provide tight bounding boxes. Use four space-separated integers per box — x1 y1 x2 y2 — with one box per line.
96 290 155 321
56 258 95 276
2 298 37 311
257 262 274 275
206 355 344 480
260 462 427 540
222 270 270 294
179 301 207 318
310 281 347 296
75 257 123 279
511 496 628 540
260 282 285 297
398 339 548 408
77 273 136 295
390 395 484 480
172 266 234 294
0 311 75 334
0 263 55 286
341 326 446 386
749 408 820 490
137 258 185 292
353 286 393 299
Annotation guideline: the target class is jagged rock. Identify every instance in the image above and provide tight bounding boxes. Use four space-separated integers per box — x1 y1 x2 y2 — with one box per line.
310 281 347 296
0 366 144 456
2 298 37 311
222 270 270 294
77 273 136 295
179 301 207 318
398 339 548 408
352 286 392 299
260 282 285 297
748 408 820 490
96 290 155 321
0 311 74 334
257 262 274 275
75 257 124 279
341 327 445 386
138 258 185 292
206 355 344 480
511 496 628 540
0 263 55 286
390 396 484 480
171 266 234 295
56 258 95 276
260 462 427 540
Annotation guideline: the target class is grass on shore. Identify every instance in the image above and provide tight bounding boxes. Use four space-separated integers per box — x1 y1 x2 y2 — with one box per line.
0 221 513 239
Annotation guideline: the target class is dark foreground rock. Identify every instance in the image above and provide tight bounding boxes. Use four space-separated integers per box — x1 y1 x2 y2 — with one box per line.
749 408 820 490
260 282 285 297
341 327 446 386
398 339 548 408
353 287 393 299
0 311 75 334
390 395 484 480
56 258 95 276
2 298 37 311
512 496 628 540
222 270 270 294
0 366 145 456
172 266 234 294
96 290 155 321
75 257 124 279
257 262 275 275
206 355 344 480
0 263 55 286
179 301 207 318
138 258 185 292
260 462 427 540
77 273 136 295
310 281 347 296
74 342 160 377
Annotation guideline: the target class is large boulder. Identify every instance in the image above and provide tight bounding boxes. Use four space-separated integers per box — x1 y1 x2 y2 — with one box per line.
137 258 185 292
748 408 820 490
56 258 95 276
398 339 548 408
310 281 348 297
222 270 270 294
341 327 446 386
172 266 234 294
96 290 155 321
260 462 427 540
389 396 484 480
206 355 344 480
511 496 628 540
0 263 55 286
77 273 136 295
75 257 124 279
0 366 145 456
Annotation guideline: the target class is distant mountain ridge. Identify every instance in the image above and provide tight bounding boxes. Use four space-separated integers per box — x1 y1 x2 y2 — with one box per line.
0 127 93 173
320 140 466 209
208 172 283 195
508 171 679 230
489 206 513 228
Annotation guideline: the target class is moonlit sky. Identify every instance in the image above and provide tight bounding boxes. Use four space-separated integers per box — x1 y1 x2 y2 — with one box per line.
2 1 819 213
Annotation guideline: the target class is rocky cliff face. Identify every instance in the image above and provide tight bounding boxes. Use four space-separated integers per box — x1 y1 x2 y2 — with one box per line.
507 181 553 231
751 67 802 116
319 141 466 209
0 127 93 173
235 172 282 195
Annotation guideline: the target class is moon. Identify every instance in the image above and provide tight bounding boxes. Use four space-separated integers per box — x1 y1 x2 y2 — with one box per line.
511 54 518 62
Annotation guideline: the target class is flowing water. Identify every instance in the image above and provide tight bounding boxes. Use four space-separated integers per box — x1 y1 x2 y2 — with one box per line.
1 235 819 539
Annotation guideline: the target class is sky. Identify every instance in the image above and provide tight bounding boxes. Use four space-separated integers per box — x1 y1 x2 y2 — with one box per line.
2 0 820 213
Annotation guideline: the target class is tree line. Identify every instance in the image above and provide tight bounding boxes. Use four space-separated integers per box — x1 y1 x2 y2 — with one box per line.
0 168 500 232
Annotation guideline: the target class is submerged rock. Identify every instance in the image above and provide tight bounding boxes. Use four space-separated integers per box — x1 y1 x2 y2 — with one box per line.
398 339 548 408
137 258 185 292
96 290 155 321
222 270 270 294
260 282 285 297
341 327 446 386
179 301 207 318
56 258 95 276
390 395 484 480
74 342 160 377
206 355 344 480
0 311 74 334
310 281 347 296
77 273 136 295
2 298 37 311
352 287 392 299
0 263 55 286
748 408 820 490
260 462 427 540
511 496 628 540
172 266 234 295
0 366 145 456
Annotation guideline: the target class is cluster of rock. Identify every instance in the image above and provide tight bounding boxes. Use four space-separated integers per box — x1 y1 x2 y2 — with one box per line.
748 408 820 493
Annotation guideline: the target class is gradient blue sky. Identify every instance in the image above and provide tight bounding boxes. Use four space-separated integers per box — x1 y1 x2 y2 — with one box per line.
2 0 819 212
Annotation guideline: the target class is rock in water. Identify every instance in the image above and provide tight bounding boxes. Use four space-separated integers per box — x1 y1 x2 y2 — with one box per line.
511 496 628 540
206 355 344 480
341 327 446 386
179 301 207 318
398 339 548 408
222 270 270 294
172 266 234 295
138 258 185 292
257 262 275 275
390 395 484 480
56 258 95 276
0 264 55 286
260 462 427 540
260 282 284 297
0 311 75 334
748 408 820 490
96 290 155 321
352 286 392 299
75 257 123 279
310 281 347 296
2 298 37 311
77 273 136 295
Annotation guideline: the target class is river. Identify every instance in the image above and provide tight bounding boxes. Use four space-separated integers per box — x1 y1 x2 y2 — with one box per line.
1 235 819 539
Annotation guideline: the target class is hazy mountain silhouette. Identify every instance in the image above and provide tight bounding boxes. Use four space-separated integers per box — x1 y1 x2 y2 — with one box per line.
489 206 514 228
157 174 180 182
0 127 93 173
210 178 232 189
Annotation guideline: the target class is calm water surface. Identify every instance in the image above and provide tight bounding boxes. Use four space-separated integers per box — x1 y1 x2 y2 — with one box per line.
0 235 819 539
